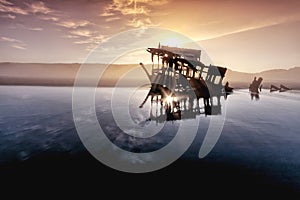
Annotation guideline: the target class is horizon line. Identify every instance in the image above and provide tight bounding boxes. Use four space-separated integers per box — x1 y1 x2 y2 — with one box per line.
0 62 298 74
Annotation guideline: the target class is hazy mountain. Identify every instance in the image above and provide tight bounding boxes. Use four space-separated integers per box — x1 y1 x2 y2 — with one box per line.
0 63 299 89
224 67 300 89
0 63 148 87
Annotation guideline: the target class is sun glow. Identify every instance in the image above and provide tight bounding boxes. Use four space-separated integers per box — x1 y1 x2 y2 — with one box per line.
165 95 178 105
166 95 173 104
162 37 184 47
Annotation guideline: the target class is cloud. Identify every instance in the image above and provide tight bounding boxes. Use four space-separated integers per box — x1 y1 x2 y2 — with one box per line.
71 33 106 52
90 35 105 43
57 19 90 29
0 0 13 6
27 27 43 31
64 35 80 39
38 15 59 21
73 40 90 44
1 36 27 50
100 0 169 28
142 0 169 6
0 0 57 18
99 11 114 17
70 29 94 37
1 36 21 42
11 44 26 50
127 17 159 28
200 15 300 41
84 36 108 51
74 34 105 44
120 6 149 15
15 23 43 31
26 1 54 14
0 0 28 15
101 0 150 16
101 0 169 16
85 43 97 51
105 17 120 22
199 25 272 41
0 13 15 19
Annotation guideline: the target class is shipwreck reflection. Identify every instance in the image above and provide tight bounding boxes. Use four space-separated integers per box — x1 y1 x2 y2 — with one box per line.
142 89 224 123
250 92 260 100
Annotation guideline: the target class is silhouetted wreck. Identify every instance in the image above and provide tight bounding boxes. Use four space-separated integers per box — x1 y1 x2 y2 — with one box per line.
248 77 263 100
280 84 292 92
139 44 228 122
270 84 292 92
249 77 263 94
224 81 233 94
270 84 280 92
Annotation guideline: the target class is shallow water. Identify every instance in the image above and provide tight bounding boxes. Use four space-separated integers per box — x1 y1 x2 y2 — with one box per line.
0 86 300 189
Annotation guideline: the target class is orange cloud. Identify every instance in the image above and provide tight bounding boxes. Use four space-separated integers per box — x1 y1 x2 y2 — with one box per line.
70 29 94 37
105 17 121 22
57 20 90 29
27 1 54 14
38 15 59 21
0 0 28 15
100 0 169 28
127 17 158 28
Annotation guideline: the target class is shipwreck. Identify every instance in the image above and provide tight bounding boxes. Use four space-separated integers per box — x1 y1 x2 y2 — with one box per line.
139 44 229 122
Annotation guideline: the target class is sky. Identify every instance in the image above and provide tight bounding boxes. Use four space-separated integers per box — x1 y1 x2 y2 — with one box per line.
0 0 300 72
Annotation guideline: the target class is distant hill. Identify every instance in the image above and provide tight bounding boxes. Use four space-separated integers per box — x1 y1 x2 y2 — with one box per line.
0 63 148 87
0 63 299 89
224 67 300 89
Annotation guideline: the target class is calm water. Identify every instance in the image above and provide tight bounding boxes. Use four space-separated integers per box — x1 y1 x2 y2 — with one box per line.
0 86 300 191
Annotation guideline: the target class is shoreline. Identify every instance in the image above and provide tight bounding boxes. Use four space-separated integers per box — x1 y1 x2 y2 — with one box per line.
1 81 299 90
1 63 299 89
